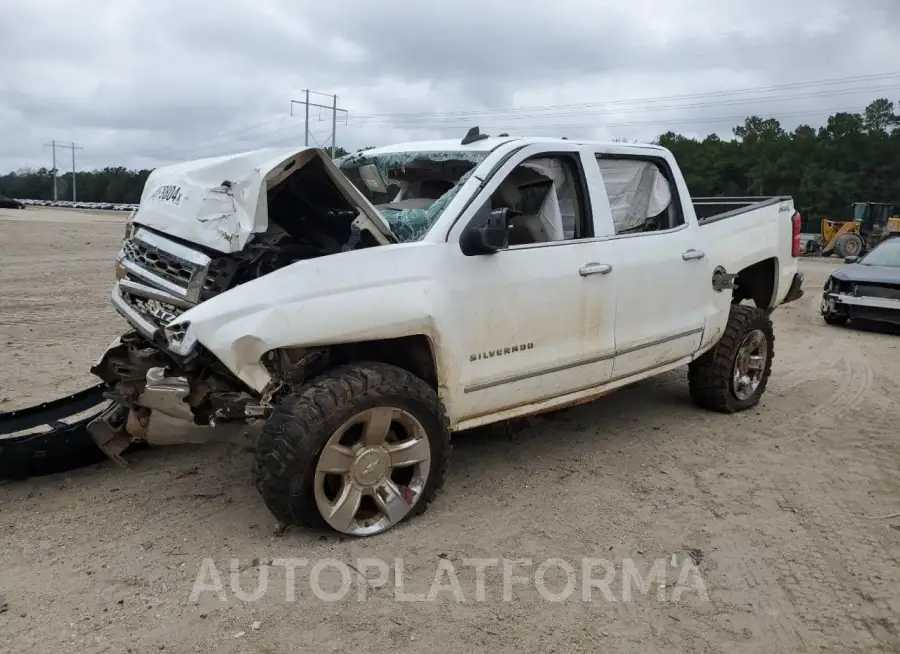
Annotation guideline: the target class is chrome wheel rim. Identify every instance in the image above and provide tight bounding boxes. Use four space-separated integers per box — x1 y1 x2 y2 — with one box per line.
313 406 431 536
732 329 768 401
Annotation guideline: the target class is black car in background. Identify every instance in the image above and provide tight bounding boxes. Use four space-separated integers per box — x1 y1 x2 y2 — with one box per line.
821 237 900 326
0 194 25 209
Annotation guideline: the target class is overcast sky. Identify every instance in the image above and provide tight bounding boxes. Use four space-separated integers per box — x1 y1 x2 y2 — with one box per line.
0 0 897 173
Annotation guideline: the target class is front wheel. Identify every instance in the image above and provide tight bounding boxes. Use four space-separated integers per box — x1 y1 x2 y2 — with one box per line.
835 233 863 259
688 305 775 413
253 362 450 537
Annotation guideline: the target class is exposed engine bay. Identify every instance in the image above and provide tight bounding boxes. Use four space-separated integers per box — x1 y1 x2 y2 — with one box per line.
92 153 386 440
88 147 485 456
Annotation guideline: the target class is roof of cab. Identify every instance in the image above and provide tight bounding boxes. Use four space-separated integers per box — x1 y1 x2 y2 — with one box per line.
355 135 668 157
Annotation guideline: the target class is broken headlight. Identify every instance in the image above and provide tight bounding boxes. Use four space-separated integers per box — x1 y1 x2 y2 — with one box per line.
164 321 197 356
123 208 137 240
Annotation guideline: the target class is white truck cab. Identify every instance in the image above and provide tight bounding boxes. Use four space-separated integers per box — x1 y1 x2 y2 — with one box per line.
90 131 805 536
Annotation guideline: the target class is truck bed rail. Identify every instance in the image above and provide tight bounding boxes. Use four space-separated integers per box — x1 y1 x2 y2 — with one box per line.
694 196 793 225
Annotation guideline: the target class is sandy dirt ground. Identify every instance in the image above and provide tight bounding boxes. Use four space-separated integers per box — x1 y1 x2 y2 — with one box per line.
1 207 899 653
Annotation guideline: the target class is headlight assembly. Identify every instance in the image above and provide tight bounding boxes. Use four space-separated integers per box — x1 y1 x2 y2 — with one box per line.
164 321 197 356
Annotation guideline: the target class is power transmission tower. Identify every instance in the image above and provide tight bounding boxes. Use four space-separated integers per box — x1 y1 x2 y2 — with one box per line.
290 91 347 157
43 140 83 201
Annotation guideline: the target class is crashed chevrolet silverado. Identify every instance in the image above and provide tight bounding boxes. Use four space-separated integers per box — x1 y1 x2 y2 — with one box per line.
2 132 805 536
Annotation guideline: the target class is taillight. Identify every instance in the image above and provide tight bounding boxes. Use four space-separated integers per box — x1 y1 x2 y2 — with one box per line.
791 211 802 257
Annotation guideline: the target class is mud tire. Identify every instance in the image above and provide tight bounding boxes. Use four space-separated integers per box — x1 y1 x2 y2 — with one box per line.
688 304 775 414
253 362 450 533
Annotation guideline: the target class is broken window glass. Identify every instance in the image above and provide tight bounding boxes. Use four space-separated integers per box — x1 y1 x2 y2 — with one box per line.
337 151 488 242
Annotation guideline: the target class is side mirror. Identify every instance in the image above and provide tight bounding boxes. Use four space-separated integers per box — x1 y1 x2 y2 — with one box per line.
460 207 513 256
844 255 858 264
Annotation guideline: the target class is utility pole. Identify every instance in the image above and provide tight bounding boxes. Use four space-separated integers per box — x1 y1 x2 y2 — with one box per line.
50 140 57 201
331 94 338 158
44 140 83 201
290 91 347 157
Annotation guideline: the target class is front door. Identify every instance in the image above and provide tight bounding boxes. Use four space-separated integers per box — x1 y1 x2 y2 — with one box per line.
445 147 618 422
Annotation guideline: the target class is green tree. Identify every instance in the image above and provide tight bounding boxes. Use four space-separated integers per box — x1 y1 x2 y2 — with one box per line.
863 98 898 133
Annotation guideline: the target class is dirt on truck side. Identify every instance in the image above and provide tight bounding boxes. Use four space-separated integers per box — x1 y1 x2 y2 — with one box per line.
2 207 900 653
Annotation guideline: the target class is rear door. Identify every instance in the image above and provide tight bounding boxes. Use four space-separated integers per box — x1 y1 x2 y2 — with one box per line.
586 152 709 380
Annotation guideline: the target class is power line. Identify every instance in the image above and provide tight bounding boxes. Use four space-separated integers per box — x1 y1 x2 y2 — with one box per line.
342 83 900 128
346 70 900 120
215 77 900 148
162 103 879 164
159 86 899 160
334 106 878 133
85 71 900 164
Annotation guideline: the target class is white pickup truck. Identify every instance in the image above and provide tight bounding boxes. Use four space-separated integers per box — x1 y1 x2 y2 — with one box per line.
88 131 805 536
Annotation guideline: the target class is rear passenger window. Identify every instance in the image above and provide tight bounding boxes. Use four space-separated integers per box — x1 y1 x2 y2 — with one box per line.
595 156 684 235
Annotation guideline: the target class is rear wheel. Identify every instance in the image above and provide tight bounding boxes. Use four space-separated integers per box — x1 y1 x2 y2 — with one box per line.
688 304 774 413
253 362 450 536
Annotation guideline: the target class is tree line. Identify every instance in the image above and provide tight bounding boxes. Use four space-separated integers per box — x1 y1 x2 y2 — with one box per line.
2 99 897 225
656 98 900 228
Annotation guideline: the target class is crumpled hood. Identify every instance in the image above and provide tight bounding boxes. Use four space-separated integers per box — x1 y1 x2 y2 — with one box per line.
831 263 900 284
131 146 395 253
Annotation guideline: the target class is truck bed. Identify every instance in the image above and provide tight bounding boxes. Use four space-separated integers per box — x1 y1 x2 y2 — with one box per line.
693 196 793 224
691 195 798 309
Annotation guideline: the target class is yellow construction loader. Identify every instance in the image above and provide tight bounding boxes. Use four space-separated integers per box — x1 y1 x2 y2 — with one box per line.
805 202 900 258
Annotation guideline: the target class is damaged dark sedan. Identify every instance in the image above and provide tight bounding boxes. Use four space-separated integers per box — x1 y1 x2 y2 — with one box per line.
821 237 900 326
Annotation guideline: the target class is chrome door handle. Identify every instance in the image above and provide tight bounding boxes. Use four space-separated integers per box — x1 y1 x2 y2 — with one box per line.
579 263 613 276
682 249 705 261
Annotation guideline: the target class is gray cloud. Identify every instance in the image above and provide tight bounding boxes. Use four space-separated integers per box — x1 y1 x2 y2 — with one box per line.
0 0 897 173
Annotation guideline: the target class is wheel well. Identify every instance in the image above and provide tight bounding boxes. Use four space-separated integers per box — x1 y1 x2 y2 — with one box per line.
329 335 439 390
733 258 777 309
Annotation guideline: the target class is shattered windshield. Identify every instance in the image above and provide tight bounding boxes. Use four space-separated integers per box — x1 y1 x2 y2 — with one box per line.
337 150 488 242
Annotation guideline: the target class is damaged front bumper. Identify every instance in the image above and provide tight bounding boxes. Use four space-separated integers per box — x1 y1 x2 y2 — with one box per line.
0 384 111 480
821 291 900 325
91 337 194 422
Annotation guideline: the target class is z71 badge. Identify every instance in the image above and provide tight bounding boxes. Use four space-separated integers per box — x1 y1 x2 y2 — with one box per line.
470 342 534 362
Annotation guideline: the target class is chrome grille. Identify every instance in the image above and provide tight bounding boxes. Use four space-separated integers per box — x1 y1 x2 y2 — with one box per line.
116 227 211 304
121 238 196 289
112 227 212 355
